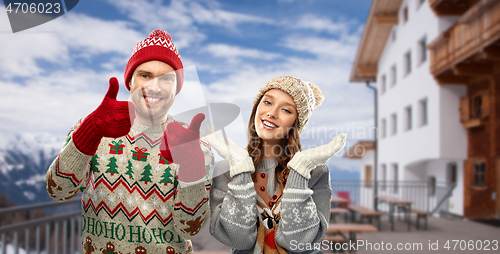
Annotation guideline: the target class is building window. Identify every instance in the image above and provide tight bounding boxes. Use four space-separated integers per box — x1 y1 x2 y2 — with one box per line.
381 164 387 191
392 164 399 193
404 51 412 76
460 91 491 127
391 113 397 135
380 74 386 94
473 161 486 187
405 106 412 131
417 0 425 10
418 36 427 65
428 176 436 196
403 6 409 23
447 163 457 185
419 98 428 127
380 118 387 138
390 64 397 87
364 165 373 188
471 94 483 119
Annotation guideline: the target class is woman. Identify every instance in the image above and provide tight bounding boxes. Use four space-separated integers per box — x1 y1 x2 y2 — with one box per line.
206 76 346 253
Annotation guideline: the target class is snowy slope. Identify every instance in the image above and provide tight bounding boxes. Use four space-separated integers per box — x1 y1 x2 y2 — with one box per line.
0 132 64 205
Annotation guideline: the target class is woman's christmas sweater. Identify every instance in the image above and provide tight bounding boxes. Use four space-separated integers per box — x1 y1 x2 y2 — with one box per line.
46 115 213 254
210 158 331 253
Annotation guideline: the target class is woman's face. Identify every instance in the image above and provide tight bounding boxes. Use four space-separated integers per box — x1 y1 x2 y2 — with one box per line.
254 89 297 146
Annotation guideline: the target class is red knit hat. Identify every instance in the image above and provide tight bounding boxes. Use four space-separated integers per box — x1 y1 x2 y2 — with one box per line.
124 30 184 94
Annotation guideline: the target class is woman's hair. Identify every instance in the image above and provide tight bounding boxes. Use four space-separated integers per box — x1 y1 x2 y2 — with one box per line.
246 96 303 184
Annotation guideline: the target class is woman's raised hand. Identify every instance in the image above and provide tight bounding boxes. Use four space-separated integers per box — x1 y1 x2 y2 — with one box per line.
205 125 255 177
288 133 347 179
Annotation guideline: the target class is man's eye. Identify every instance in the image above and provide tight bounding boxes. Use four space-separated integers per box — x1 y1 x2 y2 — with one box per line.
160 76 175 82
141 74 149 79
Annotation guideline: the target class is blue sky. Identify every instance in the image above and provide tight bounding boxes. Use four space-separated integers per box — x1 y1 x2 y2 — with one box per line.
0 0 374 172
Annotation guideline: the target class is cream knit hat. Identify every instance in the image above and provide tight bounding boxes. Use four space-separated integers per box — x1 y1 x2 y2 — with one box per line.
252 75 324 133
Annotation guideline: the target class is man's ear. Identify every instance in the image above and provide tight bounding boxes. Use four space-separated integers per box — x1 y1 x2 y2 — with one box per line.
129 79 135 91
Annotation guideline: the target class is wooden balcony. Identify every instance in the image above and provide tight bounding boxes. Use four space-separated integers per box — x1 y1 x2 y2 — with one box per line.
429 0 480 16
428 0 500 84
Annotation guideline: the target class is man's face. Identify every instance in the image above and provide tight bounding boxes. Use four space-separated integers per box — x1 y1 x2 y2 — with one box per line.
129 60 177 125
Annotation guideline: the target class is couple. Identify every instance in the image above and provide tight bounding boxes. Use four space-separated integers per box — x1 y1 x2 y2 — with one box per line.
46 30 346 254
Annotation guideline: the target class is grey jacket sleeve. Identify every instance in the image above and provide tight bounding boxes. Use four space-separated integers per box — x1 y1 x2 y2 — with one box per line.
209 160 258 250
275 165 332 251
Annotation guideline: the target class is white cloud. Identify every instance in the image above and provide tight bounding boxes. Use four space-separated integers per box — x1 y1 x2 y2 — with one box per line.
0 8 141 79
281 35 359 60
204 43 281 60
294 14 353 35
0 69 124 135
188 1 273 27
105 0 272 48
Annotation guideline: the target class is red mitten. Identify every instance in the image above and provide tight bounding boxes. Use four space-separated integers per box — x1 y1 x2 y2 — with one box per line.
162 113 206 183
160 134 172 163
72 77 136 156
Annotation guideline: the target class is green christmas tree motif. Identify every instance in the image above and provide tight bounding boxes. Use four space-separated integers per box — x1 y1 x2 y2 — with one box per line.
105 156 119 176
91 154 100 173
140 164 153 184
125 160 134 180
159 166 174 186
205 164 211 180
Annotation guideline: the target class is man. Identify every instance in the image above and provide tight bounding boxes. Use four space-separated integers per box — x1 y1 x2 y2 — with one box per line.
46 30 212 253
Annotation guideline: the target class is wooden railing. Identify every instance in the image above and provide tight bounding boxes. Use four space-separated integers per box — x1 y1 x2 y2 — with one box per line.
428 0 500 76
0 199 80 254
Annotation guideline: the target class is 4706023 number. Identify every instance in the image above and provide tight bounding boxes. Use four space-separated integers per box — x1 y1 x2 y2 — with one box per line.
444 240 498 251
5 3 61 14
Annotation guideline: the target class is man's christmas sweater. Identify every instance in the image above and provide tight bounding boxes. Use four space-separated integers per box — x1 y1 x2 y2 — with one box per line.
46 115 213 254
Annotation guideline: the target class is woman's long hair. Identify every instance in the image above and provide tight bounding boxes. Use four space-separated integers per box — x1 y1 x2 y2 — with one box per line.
246 96 303 184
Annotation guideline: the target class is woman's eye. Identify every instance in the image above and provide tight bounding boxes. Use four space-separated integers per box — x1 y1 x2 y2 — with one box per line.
283 109 291 114
263 101 271 105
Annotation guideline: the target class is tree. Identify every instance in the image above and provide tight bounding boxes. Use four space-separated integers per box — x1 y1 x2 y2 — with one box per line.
91 154 100 173
105 156 119 176
159 166 173 185
125 160 134 180
140 164 153 184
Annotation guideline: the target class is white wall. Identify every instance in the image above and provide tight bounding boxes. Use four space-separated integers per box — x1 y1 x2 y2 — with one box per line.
376 0 467 181
425 159 464 216
360 149 374 182
439 85 467 159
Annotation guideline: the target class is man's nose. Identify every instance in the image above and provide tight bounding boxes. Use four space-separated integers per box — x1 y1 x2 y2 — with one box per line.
143 78 161 93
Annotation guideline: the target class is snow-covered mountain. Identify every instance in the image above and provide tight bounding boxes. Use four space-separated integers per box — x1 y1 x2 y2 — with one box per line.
0 133 64 205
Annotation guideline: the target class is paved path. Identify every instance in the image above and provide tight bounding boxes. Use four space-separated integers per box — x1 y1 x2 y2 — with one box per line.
355 215 500 253
191 222 229 252
191 215 500 253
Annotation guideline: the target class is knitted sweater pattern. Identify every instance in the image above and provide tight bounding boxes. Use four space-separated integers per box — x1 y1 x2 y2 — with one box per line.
210 158 331 254
46 115 213 254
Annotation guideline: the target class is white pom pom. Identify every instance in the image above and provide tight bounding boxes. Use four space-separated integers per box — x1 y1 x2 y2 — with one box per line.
307 82 324 108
